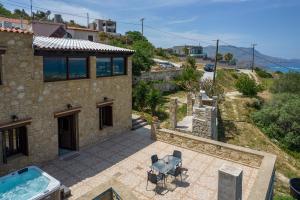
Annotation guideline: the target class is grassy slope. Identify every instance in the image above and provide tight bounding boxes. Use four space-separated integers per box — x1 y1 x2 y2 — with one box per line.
218 69 300 198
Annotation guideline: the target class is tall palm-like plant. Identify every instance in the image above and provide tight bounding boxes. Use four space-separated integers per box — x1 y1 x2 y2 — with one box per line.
146 88 163 115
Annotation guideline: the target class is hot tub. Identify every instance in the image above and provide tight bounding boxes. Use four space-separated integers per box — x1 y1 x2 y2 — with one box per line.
0 166 61 200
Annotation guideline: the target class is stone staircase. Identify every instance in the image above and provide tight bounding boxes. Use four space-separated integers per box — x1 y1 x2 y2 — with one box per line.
132 114 148 130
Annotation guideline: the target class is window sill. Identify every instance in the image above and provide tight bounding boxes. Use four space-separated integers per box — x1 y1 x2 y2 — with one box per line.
96 74 127 78
100 125 113 131
44 77 90 83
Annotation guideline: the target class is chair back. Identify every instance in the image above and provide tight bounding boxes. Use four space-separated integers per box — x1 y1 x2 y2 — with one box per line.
174 166 182 176
147 171 158 184
151 154 158 164
173 150 182 159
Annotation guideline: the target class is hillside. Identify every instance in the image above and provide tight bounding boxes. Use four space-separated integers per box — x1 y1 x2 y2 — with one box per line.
204 45 300 72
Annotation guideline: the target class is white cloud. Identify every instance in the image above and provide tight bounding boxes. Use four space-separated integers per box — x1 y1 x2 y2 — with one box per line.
167 16 198 25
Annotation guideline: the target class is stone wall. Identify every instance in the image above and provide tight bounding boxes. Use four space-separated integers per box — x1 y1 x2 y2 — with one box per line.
133 68 182 92
192 105 218 140
0 31 132 175
155 128 263 167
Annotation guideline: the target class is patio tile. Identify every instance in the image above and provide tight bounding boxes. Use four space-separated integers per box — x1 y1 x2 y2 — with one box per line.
42 129 259 200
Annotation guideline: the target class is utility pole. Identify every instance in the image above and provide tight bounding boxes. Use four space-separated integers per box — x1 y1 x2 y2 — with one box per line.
30 0 33 20
140 18 145 36
87 13 89 27
213 39 219 85
251 43 257 72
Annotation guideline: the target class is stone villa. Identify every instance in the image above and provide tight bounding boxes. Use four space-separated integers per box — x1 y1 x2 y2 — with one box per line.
0 28 134 174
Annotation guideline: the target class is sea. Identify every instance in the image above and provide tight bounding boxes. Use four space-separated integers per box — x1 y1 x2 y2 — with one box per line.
265 63 300 73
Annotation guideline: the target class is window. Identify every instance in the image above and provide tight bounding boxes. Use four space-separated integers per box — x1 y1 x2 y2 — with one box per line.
43 57 67 81
43 57 88 82
99 105 113 129
96 57 126 77
1 126 28 163
113 57 125 75
88 35 93 41
69 58 88 79
96 58 111 77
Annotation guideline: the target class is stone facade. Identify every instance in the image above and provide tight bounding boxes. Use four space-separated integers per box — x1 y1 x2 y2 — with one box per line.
192 96 218 140
0 31 132 175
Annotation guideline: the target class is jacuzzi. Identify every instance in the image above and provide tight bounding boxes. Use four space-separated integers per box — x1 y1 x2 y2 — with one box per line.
0 166 61 200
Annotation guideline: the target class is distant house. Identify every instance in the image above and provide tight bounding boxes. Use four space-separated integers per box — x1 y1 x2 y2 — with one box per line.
66 26 100 42
93 19 117 33
29 20 70 38
0 17 29 30
172 45 207 58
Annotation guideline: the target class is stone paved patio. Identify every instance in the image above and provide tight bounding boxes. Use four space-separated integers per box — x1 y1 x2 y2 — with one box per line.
40 126 258 200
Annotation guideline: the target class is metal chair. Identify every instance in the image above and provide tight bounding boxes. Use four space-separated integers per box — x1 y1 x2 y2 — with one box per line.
167 166 182 182
146 170 165 192
151 154 158 164
173 150 182 166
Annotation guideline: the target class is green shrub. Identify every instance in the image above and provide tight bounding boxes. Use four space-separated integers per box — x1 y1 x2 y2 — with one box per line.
271 72 300 94
252 93 300 151
235 75 259 96
133 81 163 115
255 67 273 78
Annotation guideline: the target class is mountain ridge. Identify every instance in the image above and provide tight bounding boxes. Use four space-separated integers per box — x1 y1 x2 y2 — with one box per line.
203 45 300 71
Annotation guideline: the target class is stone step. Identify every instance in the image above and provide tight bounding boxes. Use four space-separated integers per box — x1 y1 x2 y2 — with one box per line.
132 121 148 130
132 118 146 126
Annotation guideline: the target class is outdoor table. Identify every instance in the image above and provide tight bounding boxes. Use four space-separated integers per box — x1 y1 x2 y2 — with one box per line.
151 155 181 175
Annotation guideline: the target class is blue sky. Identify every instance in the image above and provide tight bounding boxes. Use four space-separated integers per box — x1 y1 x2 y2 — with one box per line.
3 0 300 59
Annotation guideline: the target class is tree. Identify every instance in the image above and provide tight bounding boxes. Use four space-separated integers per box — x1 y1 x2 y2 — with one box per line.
252 93 300 151
216 53 223 61
146 88 163 115
131 39 155 76
176 66 202 93
13 9 30 19
0 3 13 17
133 81 150 111
235 75 259 96
185 56 196 69
126 31 146 42
224 53 233 63
271 72 300 94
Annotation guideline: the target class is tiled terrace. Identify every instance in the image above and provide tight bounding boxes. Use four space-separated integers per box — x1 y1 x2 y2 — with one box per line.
40 126 258 200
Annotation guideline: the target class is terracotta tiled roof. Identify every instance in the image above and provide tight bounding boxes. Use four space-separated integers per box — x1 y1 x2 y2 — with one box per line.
33 36 134 53
0 27 32 34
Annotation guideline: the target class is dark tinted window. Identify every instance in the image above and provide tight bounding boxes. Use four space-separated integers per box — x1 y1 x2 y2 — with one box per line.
113 57 125 75
96 58 111 77
43 57 67 81
69 58 88 79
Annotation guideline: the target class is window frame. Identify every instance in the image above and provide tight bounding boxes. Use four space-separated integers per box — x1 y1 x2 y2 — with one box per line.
96 56 127 78
98 104 113 130
0 49 6 85
43 56 89 82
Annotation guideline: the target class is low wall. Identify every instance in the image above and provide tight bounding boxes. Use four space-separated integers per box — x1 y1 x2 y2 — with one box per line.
154 128 277 200
133 68 182 92
155 128 263 167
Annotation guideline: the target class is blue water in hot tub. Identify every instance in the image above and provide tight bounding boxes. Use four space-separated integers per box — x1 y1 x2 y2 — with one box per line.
0 168 50 200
